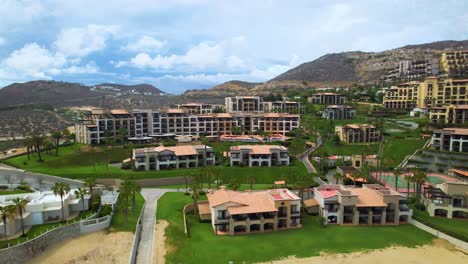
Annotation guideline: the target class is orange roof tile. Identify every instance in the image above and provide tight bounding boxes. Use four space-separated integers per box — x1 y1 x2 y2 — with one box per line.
349 188 387 207
449 169 468 177
197 202 211 215
230 145 288 155
135 145 210 156
303 199 319 207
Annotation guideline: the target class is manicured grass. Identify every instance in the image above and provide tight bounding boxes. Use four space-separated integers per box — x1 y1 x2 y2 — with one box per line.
381 137 427 167
411 206 468 242
321 141 380 156
110 191 145 232
149 183 276 191
157 192 434 264
0 189 30 195
2 144 308 184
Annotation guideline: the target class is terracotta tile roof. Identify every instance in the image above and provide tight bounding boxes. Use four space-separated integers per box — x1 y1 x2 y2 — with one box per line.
135 145 210 156
455 105 468 109
207 188 298 215
449 169 468 178
345 173 367 183
349 188 387 207
303 199 319 207
166 109 184 113
110 109 129 115
197 202 211 215
317 189 337 199
230 145 288 155
441 128 468 136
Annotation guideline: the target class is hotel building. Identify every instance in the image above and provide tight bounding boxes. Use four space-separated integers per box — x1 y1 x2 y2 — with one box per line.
383 77 468 109
172 103 224 115
225 96 264 113
263 101 303 114
199 188 301 235
322 105 356 120
429 104 468 125
440 50 468 77
133 145 215 171
335 124 381 143
229 145 290 167
308 93 347 105
313 184 412 225
383 58 440 82
422 182 467 219
431 128 468 152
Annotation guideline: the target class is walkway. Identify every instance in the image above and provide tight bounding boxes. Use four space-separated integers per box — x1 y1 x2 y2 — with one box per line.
135 188 173 264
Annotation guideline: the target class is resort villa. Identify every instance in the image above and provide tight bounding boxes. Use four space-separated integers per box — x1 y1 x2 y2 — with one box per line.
422 182 468 219
335 124 381 143
322 105 356 120
0 190 91 239
431 128 468 152
199 187 301 235
229 145 290 167
312 184 412 225
133 145 215 171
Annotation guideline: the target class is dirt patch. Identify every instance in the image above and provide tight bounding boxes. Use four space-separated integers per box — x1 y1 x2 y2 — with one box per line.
256 239 468 264
30 231 133 264
155 220 169 264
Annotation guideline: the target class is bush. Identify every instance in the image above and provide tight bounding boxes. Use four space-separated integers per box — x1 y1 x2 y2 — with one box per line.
198 190 206 195
0 185 8 190
121 162 132 170
91 195 101 212
99 204 113 217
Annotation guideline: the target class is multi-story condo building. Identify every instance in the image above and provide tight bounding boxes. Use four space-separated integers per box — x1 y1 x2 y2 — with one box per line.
263 101 303 114
313 184 412 225
383 77 468 109
429 104 468 125
431 128 468 152
335 124 381 143
322 105 356 120
422 182 467 219
0 189 91 238
307 93 346 105
225 96 264 113
75 109 135 144
172 103 224 115
133 145 215 171
200 187 301 235
229 145 289 167
383 58 440 82
351 155 379 168
440 50 468 77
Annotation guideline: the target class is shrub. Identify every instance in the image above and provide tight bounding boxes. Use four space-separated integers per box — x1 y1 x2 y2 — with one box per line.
198 190 206 195
0 185 8 190
99 204 113 217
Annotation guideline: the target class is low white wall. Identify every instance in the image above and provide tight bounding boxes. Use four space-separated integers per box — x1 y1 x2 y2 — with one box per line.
410 219 468 250
128 202 145 264
80 214 112 234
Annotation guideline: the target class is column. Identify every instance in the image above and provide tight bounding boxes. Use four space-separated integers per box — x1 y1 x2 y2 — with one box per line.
368 209 373 225
381 209 386 225
353 207 359 225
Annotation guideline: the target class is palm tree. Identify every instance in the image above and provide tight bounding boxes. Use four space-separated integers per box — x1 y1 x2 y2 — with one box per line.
12 198 28 236
0 205 16 240
333 172 344 184
117 127 128 144
74 188 88 213
129 180 141 213
30 132 45 162
190 180 199 216
51 182 71 221
84 177 96 197
394 168 402 192
119 177 134 225
51 130 63 156
23 137 34 160
404 173 412 198
248 176 256 190
412 170 428 210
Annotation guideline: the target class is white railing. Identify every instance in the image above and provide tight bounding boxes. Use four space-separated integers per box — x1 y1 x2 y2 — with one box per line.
129 202 146 264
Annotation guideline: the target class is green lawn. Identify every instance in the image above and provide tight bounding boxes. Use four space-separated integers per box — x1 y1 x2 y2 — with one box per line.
0 189 31 195
2 144 308 184
149 183 276 191
157 192 434 264
321 141 380 156
110 191 145 232
381 137 427 167
411 206 468 242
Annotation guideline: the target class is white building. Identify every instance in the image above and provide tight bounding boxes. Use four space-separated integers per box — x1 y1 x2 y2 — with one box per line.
229 145 289 167
431 128 468 152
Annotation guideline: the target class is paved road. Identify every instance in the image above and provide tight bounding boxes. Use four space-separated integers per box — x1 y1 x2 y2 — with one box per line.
136 188 175 264
0 163 82 190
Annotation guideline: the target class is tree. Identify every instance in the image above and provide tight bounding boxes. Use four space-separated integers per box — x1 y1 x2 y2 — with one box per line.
84 177 96 197
129 180 141 213
412 170 428 210
12 197 28 236
118 179 131 225
37 177 44 192
248 176 256 190
51 130 63 156
333 172 344 184
23 137 34 160
117 127 128 144
404 173 412 198
190 179 199 216
51 182 71 221
30 132 45 162
0 205 16 240
394 168 402 192
74 188 88 213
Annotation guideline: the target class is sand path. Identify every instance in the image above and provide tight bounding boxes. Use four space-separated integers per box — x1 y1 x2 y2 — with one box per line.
256 239 467 264
29 231 133 264
154 220 169 264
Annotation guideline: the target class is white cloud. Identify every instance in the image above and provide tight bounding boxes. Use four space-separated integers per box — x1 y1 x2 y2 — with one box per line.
62 61 99 74
123 35 166 53
54 24 119 57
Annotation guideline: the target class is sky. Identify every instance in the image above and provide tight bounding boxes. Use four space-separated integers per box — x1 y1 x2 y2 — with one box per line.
0 0 467 94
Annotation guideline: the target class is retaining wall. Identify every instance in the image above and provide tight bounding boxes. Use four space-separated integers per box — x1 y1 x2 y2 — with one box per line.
97 176 192 188
410 219 468 250
183 203 195 236
129 202 145 264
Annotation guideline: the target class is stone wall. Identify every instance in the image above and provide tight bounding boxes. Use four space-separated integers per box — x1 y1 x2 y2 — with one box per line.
0 222 81 264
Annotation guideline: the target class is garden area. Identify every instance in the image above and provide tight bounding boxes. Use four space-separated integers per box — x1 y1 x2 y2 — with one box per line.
157 192 434 264
1 143 309 183
110 191 145 232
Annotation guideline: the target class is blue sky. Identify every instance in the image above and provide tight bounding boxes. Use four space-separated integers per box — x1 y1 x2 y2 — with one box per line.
0 0 467 94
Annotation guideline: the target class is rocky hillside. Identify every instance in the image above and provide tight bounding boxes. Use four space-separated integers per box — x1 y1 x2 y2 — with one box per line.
183 39 468 98
183 80 261 102
0 81 172 108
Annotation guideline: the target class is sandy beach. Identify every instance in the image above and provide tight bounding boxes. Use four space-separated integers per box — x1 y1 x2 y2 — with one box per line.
30 231 133 264
256 239 467 264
